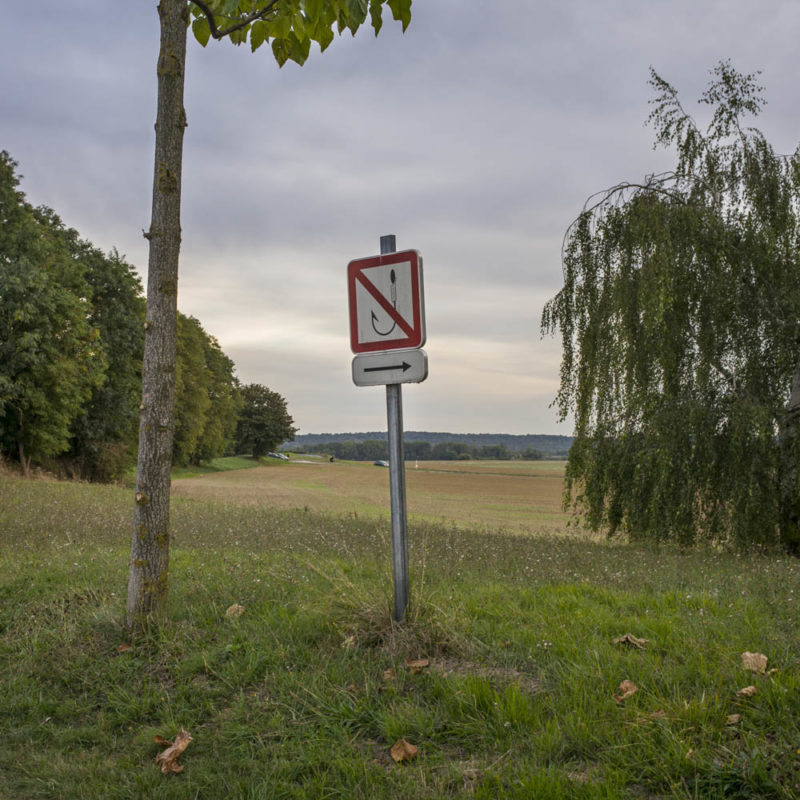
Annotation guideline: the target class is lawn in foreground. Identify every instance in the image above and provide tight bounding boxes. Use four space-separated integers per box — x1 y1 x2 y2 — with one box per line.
1 474 800 799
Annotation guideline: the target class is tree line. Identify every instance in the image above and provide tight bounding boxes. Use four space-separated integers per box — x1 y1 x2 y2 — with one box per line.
0 152 295 480
300 439 548 461
292 431 572 457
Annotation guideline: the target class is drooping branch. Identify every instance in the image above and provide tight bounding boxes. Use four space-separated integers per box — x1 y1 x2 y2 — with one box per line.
559 172 684 270
190 0 281 40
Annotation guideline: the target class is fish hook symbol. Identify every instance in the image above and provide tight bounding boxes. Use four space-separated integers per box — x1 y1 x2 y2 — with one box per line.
371 268 398 336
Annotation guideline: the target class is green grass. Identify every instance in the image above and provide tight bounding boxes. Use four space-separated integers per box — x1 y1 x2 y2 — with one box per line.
2 473 800 799
170 455 283 480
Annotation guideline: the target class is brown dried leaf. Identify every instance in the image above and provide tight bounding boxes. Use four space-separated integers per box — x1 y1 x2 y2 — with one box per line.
612 634 648 649
741 652 767 674
382 668 396 681
390 738 418 763
225 603 245 619
725 713 742 726
117 642 132 654
155 728 193 774
613 680 639 704
405 658 430 674
737 685 758 698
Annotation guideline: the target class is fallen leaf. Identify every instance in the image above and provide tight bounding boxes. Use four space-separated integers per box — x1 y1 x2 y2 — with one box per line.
613 680 639 704
390 738 418 763
726 714 742 726
382 668 396 681
155 728 193 774
612 634 648 649
117 642 132 654
741 652 767 674
345 683 358 693
225 603 245 619
737 685 758 698
405 658 430 674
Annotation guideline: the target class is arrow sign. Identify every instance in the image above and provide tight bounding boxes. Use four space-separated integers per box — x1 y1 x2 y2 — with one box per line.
352 349 428 387
364 361 412 374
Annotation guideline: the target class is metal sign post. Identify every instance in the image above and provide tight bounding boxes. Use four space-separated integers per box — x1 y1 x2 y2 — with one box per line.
381 235 410 623
347 235 427 623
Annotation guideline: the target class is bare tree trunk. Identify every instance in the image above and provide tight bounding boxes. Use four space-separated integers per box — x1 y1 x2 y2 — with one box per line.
127 0 188 630
779 361 800 555
18 441 30 478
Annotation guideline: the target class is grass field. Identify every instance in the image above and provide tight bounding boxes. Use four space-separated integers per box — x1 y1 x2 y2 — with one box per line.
2 461 800 799
172 458 569 535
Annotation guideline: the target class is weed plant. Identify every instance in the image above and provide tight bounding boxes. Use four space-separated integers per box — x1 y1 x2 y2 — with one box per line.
1 474 799 798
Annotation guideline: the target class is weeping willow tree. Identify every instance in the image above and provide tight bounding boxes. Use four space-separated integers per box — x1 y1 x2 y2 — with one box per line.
542 62 800 552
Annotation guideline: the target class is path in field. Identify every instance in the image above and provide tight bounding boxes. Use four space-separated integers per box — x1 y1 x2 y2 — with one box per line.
172 460 569 534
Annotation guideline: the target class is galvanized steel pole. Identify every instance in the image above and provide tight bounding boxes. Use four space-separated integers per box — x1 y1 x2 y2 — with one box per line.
381 234 410 623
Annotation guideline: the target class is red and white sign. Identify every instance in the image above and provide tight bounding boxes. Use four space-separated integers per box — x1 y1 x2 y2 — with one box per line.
348 249 425 354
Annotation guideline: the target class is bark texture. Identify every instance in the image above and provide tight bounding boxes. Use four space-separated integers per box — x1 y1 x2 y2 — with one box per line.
127 0 188 629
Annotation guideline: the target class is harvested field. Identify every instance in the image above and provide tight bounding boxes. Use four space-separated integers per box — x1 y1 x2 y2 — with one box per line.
172 459 569 534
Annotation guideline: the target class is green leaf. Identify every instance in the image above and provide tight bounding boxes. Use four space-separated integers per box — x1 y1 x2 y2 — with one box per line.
191 16 211 47
271 11 292 39
229 26 248 45
313 18 335 51
304 0 323 20
387 0 411 31
346 0 368 23
250 19 268 52
271 37 291 67
288 30 311 65
369 0 383 35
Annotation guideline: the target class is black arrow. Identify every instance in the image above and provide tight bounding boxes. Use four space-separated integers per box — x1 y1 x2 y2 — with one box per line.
363 361 411 373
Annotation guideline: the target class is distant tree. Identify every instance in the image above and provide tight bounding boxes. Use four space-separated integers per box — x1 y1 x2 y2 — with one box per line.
67 245 145 481
193 332 240 462
172 314 212 466
235 383 296 457
129 0 412 629
405 440 431 460
0 153 105 475
542 62 800 552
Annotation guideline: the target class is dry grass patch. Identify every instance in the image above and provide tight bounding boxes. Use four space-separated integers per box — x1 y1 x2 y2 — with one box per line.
172 459 569 534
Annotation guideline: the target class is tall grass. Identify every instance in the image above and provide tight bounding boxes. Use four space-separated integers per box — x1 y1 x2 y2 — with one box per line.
1 473 799 799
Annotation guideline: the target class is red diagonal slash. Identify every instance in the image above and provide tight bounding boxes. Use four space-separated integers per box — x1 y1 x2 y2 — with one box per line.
355 271 415 338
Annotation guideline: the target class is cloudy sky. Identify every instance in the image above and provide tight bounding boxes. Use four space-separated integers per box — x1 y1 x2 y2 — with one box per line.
3 1 800 436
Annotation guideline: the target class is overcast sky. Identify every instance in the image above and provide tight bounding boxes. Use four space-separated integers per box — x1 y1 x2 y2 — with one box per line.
3 1 800 436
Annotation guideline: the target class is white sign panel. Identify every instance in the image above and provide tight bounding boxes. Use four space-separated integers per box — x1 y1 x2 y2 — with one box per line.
352 349 428 387
348 250 425 354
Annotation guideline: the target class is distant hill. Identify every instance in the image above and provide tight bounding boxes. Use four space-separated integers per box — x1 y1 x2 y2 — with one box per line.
284 431 573 458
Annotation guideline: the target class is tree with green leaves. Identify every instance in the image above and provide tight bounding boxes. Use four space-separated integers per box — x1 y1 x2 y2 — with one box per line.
67 245 145 482
0 153 106 475
235 383 296 457
542 62 800 553
172 313 240 466
129 0 412 628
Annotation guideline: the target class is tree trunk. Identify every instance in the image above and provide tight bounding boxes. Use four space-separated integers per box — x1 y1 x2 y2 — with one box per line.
779 361 800 555
126 0 188 630
18 440 30 478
